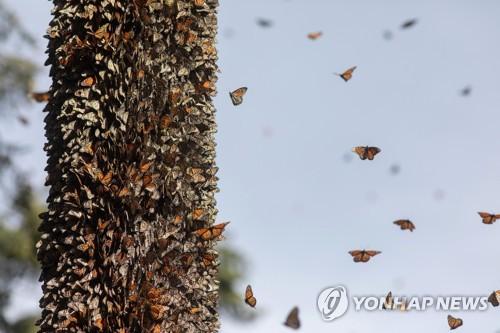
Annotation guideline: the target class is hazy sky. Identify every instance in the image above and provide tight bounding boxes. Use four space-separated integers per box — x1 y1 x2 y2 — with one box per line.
2 0 500 332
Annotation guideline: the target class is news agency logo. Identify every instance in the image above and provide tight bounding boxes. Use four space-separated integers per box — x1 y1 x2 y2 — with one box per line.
317 286 349 321
317 285 493 322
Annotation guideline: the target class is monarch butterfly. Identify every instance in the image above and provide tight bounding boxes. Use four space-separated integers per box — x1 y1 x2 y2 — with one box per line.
478 212 500 224
81 76 95 87
382 291 393 310
229 87 248 106
307 31 322 40
447 315 463 330
335 66 357 82
352 146 381 160
401 18 417 29
193 222 230 241
29 91 50 103
393 219 415 232
488 290 500 307
348 250 381 263
244 285 257 308
283 306 300 329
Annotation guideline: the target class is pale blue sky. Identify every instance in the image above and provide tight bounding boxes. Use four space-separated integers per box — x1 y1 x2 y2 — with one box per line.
2 0 500 332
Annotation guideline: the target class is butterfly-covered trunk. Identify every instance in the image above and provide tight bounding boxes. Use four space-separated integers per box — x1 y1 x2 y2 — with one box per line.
37 0 220 332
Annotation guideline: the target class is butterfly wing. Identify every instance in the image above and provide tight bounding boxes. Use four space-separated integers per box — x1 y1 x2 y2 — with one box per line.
29 91 50 103
447 315 463 330
245 285 257 307
366 147 381 160
307 31 322 40
284 307 300 329
383 291 393 310
352 146 367 160
229 87 248 106
488 291 499 307
478 212 495 224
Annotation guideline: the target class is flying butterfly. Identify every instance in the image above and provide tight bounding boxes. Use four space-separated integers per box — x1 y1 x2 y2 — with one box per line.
283 306 300 330
352 146 381 160
307 31 323 40
401 18 418 29
335 66 357 82
478 212 500 224
229 87 248 106
488 290 500 307
29 91 50 103
393 219 415 232
193 222 230 241
447 315 463 330
244 285 257 308
348 250 381 263
382 291 394 310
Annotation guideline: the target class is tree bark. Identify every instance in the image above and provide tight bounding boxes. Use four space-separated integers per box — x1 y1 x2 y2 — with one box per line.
37 0 220 332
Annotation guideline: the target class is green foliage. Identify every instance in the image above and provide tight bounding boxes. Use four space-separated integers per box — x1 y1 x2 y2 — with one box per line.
218 247 256 321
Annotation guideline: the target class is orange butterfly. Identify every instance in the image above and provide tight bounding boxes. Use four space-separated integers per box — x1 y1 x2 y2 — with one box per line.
307 31 323 40
352 146 381 160
348 250 381 263
244 285 257 308
194 222 229 241
283 306 300 329
478 212 500 224
81 76 95 87
335 66 357 82
393 219 415 232
447 315 463 330
29 91 50 102
229 87 248 106
382 291 394 310
488 290 500 307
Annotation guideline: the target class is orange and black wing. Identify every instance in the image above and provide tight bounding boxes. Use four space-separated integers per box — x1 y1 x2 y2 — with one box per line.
488 291 500 307
478 212 497 224
352 146 367 160
307 31 323 40
29 91 50 103
245 285 257 308
229 87 248 106
447 315 463 330
337 66 357 82
394 219 415 232
283 306 300 329
194 222 230 240
365 147 381 160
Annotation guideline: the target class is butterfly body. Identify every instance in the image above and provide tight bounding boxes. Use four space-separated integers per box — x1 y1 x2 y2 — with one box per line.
352 146 381 160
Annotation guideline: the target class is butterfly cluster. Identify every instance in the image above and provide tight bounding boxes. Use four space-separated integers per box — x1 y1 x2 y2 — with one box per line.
36 0 223 332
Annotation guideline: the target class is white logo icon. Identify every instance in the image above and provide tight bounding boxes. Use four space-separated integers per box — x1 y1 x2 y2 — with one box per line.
317 286 349 321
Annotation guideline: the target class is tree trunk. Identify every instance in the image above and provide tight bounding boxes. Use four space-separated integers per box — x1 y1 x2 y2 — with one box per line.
37 0 220 332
